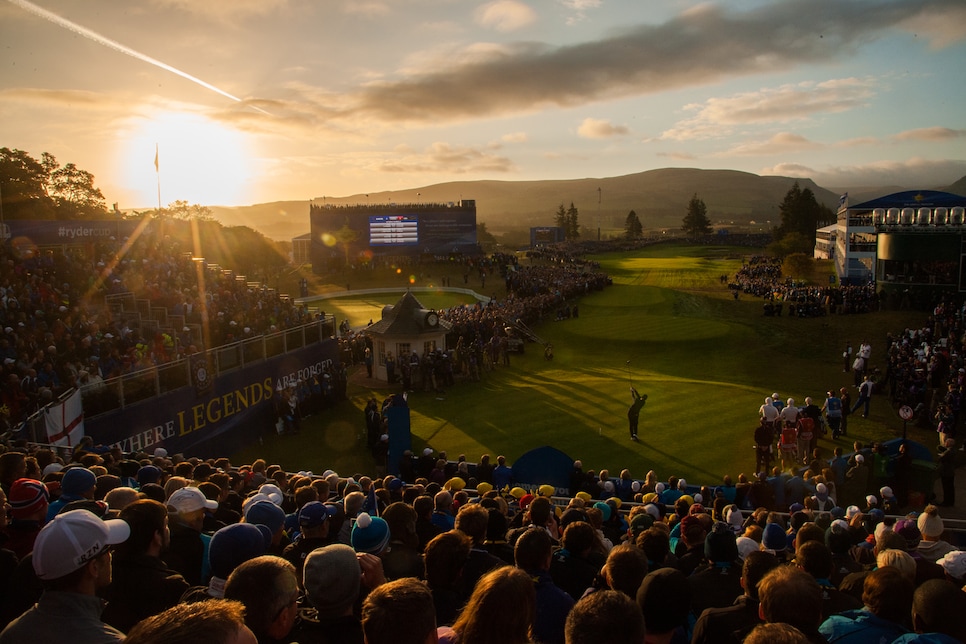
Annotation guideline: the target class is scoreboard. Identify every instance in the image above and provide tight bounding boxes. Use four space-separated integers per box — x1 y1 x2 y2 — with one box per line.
369 215 419 246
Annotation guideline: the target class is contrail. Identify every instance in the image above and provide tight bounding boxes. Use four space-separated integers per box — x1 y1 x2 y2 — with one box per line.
8 0 269 115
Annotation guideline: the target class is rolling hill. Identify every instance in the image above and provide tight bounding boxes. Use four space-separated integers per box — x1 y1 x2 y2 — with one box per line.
208 168 964 241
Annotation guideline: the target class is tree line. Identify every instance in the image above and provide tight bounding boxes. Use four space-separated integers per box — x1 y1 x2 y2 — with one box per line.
554 181 834 254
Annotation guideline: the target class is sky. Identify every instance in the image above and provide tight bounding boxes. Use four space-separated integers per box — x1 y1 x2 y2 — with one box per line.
1 0 965 209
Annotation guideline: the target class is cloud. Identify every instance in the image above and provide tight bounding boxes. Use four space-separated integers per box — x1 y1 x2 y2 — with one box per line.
501 131 528 143
151 0 290 18
892 127 966 142
721 132 822 157
474 1 537 32
662 78 875 141
760 162 816 178
657 151 698 161
374 142 514 174
813 158 966 187
577 118 629 138
343 0 955 126
0 87 112 109
559 0 602 25
898 3 966 49
343 2 391 17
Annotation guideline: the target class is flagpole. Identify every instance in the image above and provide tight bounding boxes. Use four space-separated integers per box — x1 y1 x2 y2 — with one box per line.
155 143 163 237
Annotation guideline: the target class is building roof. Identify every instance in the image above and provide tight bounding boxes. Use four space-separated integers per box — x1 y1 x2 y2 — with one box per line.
366 290 452 336
849 190 966 210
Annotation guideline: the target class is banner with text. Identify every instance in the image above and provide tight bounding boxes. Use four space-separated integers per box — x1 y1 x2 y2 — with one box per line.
84 339 339 458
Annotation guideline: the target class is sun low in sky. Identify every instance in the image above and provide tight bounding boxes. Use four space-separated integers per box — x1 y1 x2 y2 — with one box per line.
1 0 965 208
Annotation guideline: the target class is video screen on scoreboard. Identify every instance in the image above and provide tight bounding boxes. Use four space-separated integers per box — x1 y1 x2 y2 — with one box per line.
369 215 419 246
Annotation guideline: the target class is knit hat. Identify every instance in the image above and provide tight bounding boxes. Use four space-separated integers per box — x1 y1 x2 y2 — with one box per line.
32 509 130 580
655 482 665 494
917 506 945 538
845 505 861 520
208 523 271 579
350 512 391 554
705 522 739 562
936 551 966 581
519 494 535 510
168 487 218 514
643 503 661 521
894 519 921 548
538 484 555 497
575 491 592 503
725 505 743 532
509 487 526 499
244 500 286 534
762 523 787 551
830 506 846 520
476 482 493 496
789 502 805 514
61 467 97 499
9 478 49 519
879 486 894 498
593 501 612 522
865 495 877 507
304 544 361 618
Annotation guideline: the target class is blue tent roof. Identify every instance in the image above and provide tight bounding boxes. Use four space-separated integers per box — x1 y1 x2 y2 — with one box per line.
850 190 966 210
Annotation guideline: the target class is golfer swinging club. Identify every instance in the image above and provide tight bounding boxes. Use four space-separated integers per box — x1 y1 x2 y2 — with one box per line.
628 387 647 441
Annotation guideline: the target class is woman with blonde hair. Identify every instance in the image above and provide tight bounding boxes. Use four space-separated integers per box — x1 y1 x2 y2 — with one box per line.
438 567 535 644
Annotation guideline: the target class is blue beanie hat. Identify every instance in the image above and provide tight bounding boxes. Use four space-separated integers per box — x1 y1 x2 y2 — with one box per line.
61 467 97 499
209 523 270 579
350 512 391 554
762 523 787 551
244 500 285 534
593 501 612 522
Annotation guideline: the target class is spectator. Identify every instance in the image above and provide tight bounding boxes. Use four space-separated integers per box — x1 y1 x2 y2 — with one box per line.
892 578 966 643
550 520 601 601
598 543 648 600
294 543 379 642
102 499 189 633
282 501 334 583
378 501 424 580
688 521 742 616
564 589 645 644
818 566 913 643
198 523 270 601
424 530 472 627
743 622 811 644
756 566 824 643
3 477 48 559
124 598 256 644
636 568 690 644
361 577 437 644
165 486 217 586
224 555 300 644
0 509 130 643
515 526 574 644
454 503 505 596
916 504 957 559
46 466 96 520
794 540 861 620
692 550 780 644
438 566 535 644
414 495 443 552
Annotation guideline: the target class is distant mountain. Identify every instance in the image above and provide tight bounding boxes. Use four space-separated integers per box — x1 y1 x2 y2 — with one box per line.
208 169 966 241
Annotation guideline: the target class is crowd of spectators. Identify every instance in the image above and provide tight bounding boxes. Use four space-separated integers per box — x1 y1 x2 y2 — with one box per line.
0 236 322 432
0 429 963 643
728 256 879 318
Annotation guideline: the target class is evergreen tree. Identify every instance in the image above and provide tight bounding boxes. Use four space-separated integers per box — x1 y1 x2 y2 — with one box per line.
566 202 580 240
554 203 567 230
624 210 643 239
775 181 822 243
682 194 712 236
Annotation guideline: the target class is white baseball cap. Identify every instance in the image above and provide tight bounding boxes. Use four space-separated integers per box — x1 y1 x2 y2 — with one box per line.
32 509 130 579
167 487 218 514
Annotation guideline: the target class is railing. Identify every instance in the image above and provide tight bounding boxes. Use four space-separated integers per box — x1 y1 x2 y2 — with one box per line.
78 316 335 420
